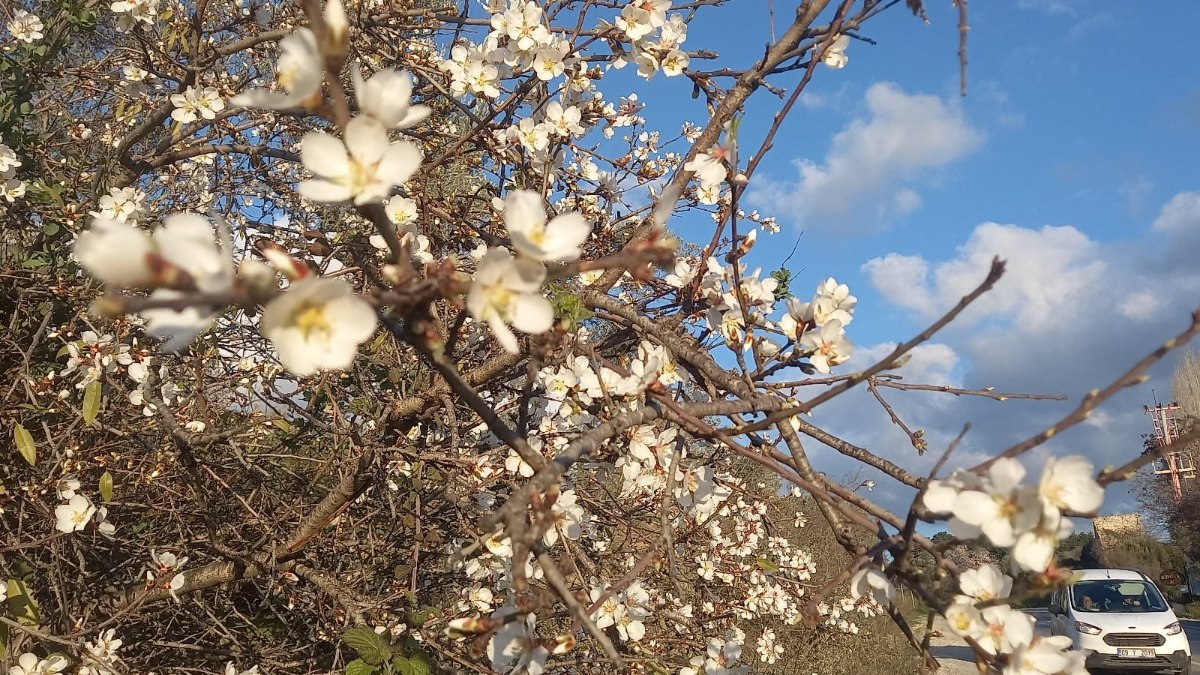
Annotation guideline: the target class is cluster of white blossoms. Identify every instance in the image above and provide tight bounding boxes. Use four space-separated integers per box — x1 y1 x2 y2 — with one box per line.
72 213 378 375
6 9 44 44
89 186 147 223
699 257 856 374
680 632 751 675
0 133 27 203
698 256 778 351
611 0 691 79
54 489 113 537
147 550 188 601
923 455 1104 573
169 85 226 124
79 629 125 675
899 456 1106 672
467 190 592 353
442 0 572 99
947 564 1086 674
591 581 651 642
59 330 133 388
779 277 856 373
110 0 161 33
7 653 68 675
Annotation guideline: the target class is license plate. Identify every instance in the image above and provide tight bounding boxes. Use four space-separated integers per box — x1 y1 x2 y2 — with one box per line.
1117 648 1156 658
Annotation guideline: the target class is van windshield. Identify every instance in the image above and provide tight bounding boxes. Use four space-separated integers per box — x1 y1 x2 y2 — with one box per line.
1071 580 1168 613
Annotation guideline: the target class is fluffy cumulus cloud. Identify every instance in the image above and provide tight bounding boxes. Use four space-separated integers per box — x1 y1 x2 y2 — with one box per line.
750 82 984 232
800 193 1200 520
1151 191 1200 234
862 223 1106 330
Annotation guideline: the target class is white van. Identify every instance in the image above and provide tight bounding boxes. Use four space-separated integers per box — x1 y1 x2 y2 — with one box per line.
1048 568 1191 673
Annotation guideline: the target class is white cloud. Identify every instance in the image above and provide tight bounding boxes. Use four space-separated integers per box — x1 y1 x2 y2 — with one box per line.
749 82 984 232
1016 0 1076 15
1151 191 1200 233
1119 290 1164 321
863 223 1107 331
823 199 1200 517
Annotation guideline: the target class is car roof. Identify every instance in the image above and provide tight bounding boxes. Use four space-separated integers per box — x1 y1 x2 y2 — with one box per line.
1068 568 1149 582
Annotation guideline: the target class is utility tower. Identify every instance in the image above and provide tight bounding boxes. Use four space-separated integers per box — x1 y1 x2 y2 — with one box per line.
1144 401 1193 504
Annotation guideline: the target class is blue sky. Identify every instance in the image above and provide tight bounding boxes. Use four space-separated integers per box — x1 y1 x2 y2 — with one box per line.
620 0 1200 522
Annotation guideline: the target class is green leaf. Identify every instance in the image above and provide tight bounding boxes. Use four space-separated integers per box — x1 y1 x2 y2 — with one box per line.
271 418 295 434
1 620 7 660
82 381 102 424
345 659 376 675
14 423 36 465
769 268 791 301
757 558 780 572
396 650 431 675
343 628 391 666
6 578 41 626
42 222 60 236
408 606 437 629
99 471 114 502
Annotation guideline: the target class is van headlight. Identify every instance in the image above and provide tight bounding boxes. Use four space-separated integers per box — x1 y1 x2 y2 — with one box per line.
1075 621 1102 635
1164 621 1182 635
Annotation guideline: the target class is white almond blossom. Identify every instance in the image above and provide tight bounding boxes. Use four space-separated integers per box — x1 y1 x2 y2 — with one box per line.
90 186 147 223
8 653 67 675
139 215 236 350
1004 635 1088 675
755 628 783 664
385 195 419 226
231 29 322 110
1038 455 1103 514
533 42 569 81
55 494 97 533
976 604 1034 655
544 101 584 137
79 629 124 675
822 34 851 69
958 563 1012 603
661 49 689 76
616 4 655 41
352 66 431 129
170 86 225 124
849 566 894 606
683 151 727 189
110 0 161 32
1011 507 1072 573
488 611 549 675
467 247 554 354
921 467 984 514
798 319 853 373
0 141 20 173
149 550 188 600
299 117 423 205
7 10 44 43
950 458 1042 548
260 277 378 376
944 600 984 638
503 189 591 261
812 277 857 325
74 218 157 288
